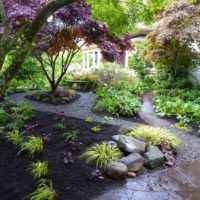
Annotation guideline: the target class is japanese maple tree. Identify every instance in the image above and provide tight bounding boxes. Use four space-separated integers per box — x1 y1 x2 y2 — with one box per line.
143 0 200 79
33 1 133 93
0 0 76 98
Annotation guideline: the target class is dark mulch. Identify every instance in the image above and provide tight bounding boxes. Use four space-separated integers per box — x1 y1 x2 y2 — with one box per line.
0 110 122 200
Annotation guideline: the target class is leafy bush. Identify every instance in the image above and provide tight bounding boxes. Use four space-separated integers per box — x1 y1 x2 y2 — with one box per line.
127 125 180 150
28 179 56 200
81 142 122 169
91 62 136 85
0 109 9 123
19 135 44 157
94 87 141 117
28 161 48 179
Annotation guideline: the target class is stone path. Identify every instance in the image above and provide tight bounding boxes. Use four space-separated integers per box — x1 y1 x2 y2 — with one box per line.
94 162 200 200
9 91 200 200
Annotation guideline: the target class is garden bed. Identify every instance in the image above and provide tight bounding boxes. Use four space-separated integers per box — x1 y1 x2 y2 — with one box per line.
0 110 121 200
25 91 80 105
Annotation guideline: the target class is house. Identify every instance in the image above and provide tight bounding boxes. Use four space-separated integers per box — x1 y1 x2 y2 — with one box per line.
81 24 153 68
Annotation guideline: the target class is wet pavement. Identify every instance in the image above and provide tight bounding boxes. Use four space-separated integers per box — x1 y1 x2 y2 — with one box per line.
94 163 200 200
94 94 200 200
139 93 171 127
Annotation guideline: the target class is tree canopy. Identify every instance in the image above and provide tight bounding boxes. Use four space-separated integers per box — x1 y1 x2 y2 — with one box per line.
86 0 176 36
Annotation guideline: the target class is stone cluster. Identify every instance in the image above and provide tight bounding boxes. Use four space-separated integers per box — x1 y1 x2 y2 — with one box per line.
106 134 166 179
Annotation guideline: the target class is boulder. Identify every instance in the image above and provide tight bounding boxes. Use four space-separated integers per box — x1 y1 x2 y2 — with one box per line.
106 161 128 179
106 141 118 148
112 134 122 142
118 135 146 154
144 145 165 169
119 153 144 172
119 126 133 135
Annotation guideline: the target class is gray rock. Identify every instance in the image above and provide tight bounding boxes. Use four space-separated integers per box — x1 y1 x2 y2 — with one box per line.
118 135 146 153
106 141 118 148
106 161 128 179
119 126 133 134
119 153 144 172
112 135 122 142
144 145 165 169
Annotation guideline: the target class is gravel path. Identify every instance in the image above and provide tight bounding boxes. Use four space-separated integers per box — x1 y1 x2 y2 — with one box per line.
9 91 139 131
9 91 200 165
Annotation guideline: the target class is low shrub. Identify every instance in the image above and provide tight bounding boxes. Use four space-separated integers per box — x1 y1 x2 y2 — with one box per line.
94 88 141 117
81 142 122 169
91 62 136 85
127 125 180 150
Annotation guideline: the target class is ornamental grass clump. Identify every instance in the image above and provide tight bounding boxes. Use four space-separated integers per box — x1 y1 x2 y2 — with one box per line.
28 179 56 200
81 142 123 169
5 130 23 146
127 125 180 150
19 135 44 157
28 161 48 179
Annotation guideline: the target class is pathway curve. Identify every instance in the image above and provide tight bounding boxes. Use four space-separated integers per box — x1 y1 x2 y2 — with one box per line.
139 93 171 127
9 91 200 200
9 91 139 131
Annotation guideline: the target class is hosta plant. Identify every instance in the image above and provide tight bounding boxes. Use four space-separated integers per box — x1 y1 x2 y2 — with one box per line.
81 142 123 169
19 135 44 157
5 130 23 146
28 179 56 200
28 161 48 179
127 125 181 150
